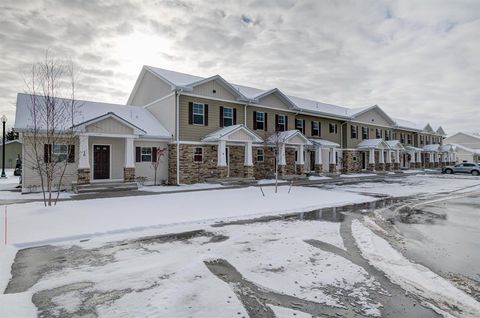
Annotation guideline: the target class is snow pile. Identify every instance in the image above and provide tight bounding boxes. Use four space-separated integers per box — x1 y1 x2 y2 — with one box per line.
0 245 17 292
352 220 480 317
0 292 36 318
268 305 312 317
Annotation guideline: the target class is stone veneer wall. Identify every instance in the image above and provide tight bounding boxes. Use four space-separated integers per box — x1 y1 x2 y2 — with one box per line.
341 150 362 173
123 167 135 182
285 148 296 175
77 168 90 185
228 145 246 178
253 146 276 179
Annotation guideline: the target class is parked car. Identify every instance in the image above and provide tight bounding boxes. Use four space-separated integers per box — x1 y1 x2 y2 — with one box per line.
442 163 480 176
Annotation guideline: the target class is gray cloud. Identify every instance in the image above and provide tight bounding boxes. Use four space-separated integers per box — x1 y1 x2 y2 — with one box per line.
0 0 478 135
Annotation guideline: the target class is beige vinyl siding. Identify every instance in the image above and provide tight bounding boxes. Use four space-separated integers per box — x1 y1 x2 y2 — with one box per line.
255 94 290 110
179 95 245 142
343 123 394 148
394 129 415 146
246 106 295 138
191 80 238 101
130 71 173 106
0 142 22 168
294 114 342 144
353 109 393 127
85 117 134 135
22 136 79 192
134 140 169 184
145 94 176 137
89 137 125 180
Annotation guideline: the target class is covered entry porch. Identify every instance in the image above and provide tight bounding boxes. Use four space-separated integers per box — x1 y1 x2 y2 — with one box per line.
307 139 341 173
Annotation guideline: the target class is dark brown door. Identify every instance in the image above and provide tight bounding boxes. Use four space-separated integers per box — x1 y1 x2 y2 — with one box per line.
93 145 110 179
310 151 315 171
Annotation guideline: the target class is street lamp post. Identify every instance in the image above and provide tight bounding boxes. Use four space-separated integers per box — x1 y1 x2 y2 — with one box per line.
1 115 6 178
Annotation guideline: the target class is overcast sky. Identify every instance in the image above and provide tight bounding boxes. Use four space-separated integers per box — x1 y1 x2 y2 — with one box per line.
1 0 479 134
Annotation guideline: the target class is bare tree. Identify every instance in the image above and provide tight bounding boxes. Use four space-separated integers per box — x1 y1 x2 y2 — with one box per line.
151 146 167 186
22 52 80 206
266 130 287 194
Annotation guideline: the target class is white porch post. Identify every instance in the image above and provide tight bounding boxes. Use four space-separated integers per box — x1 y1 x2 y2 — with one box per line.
297 145 305 164
379 150 385 164
369 148 375 164
315 147 323 165
125 137 135 168
395 150 400 163
410 151 416 163
244 142 253 166
278 144 286 165
218 140 227 166
330 147 337 165
386 150 392 163
78 135 90 169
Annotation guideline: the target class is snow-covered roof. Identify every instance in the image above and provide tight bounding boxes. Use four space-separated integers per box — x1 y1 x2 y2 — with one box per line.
385 140 405 151
266 130 312 145
15 93 172 139
404 145 423 152
422 144 440 152
0 140 21 146
309 138 340 148
356 139 389 149
201 124 262 143
436 126 446 136
392 118 421 131
439 144 456 152
449 143 480 155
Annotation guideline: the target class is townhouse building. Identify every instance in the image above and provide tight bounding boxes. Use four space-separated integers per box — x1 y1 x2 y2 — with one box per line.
14 66 456 190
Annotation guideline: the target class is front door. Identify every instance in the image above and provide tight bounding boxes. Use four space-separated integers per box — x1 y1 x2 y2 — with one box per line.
93 145 110 180
310 151 315 172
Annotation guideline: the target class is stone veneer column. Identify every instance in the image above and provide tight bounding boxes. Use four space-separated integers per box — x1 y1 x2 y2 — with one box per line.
77 134 90 184
385 150 392 171
329 147 337 173
367 148 375 171
314 147 323 173
377 149 385 171
296 144 305 175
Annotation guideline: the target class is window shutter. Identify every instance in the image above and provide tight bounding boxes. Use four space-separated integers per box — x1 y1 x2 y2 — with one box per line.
302 120 306 134
311 121 314 136
219 106 224 127
44 144 51 163
135 147 141 162
188 102 193 125
152 147 157 162
285 116 288 130
233 108 237 125
264 113 268 131
67 145 75 163
275 114 279 131
204 104 209 126
253 111 257 129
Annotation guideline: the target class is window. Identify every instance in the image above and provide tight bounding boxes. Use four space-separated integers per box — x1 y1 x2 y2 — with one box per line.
362 127 368 140
140 147 152 162
392 132 397 140
193 103 204 125
385 130 390 141
53 144 68 162
407 135 412 144
255 112 265 130
400 133 405 144
420 135 424 145
329 123 337 134
193 147 203 162
223 107 233 127
256 148 264 162
375 129 382 139
277 115 286 131
295 119 304 134
312 121 320 137
351 125 358 139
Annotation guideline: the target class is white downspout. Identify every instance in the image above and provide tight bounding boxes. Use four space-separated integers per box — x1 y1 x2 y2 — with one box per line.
175 89 181 185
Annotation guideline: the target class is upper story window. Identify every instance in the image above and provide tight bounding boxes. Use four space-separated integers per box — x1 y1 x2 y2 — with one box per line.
407 134 412 144
393 132 397 140
276 114 287 131
295 119 305 134
420 135 424 145
385 130 390 141
311 121 320 137
222 107 234 127
400 133 405 144
351 125 358 139
329 123 338 134
375 128 382 139
253 111 266 130
362 127 368 140
193 103 205 125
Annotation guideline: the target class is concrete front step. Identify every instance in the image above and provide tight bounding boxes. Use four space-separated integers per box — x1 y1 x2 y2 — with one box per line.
205 177 256 186
72 182 138 194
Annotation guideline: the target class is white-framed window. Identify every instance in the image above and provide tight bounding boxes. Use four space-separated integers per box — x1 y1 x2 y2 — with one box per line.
400 133 405 144
375 128 382 139
193 103 204 125
53 144 68 162
385 130 391 141
407 134 412 144
256 148 264 162
312 121 320 137
141 147 152 162
255 112 265 130
351 125 358 139
329 123 337 134
193 147 203 162
277 115 286 131
223 107 233 127
362 127 368 140
295 119 304 133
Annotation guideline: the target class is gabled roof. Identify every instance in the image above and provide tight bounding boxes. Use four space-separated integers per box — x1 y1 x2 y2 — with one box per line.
309 138 340 148
423 123 435 133
15 93 172 139
201 124 262 143
392 118 421 131
73 112 147 135
436 126 446 136
356 139 389 149
348 105 396 126
188 75 248 100
385 140 405 151
449 143 480 155
439 144 456 152
254 88 298 109
422 144 440 152
266 130 312 145
404 145 423 152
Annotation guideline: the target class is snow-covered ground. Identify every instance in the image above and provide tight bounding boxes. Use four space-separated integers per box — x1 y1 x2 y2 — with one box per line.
0 169 20 191
138 182 224 192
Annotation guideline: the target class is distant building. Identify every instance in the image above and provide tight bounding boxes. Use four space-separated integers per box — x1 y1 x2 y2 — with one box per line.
444 133 480 163
0 140 22 168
